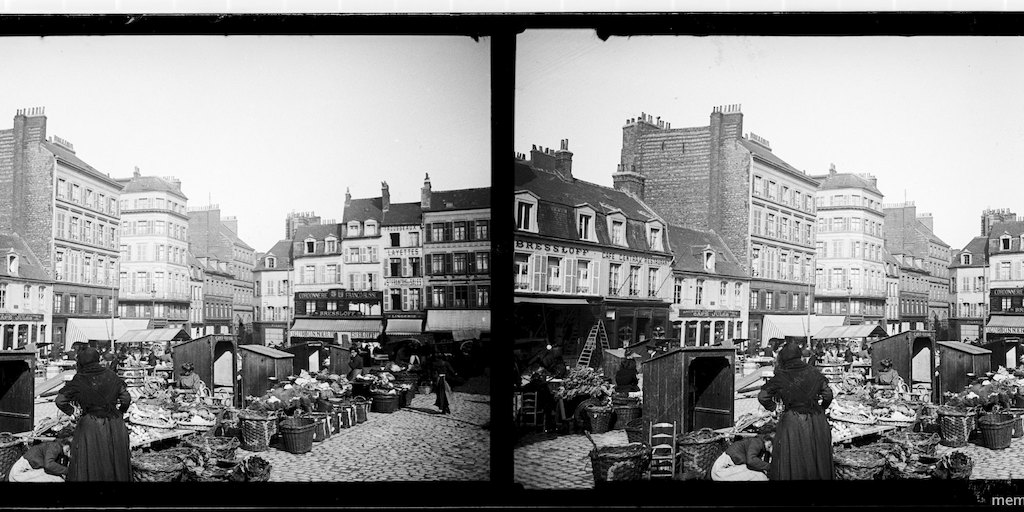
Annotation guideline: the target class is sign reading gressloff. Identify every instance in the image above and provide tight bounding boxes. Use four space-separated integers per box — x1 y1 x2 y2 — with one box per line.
0 313 44 322
515 239 591 256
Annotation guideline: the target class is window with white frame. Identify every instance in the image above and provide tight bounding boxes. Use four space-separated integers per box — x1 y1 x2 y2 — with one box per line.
734 282 742 307
673 278 683 304
647 222 663 251
266 257 276 268
515 192 539 232
304 238 315 254
577 259 596 294
348 222 361 237
609 263 622 296
514 253 530 290
325 237 337 253
1002 235 1012 251
696 279 704 305
364 221 378 237
547 256 563 292
576 206 596 242
703 248 716 272
628 266 640 296
647 268 658 298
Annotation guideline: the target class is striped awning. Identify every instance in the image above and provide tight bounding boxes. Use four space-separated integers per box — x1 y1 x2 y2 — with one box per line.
290 318 382 339
64 319 151 351
385 319 423 335
814 324 888 339
426 310 491 334
116 328 191 344
987 315 1024 335
761 315 845 342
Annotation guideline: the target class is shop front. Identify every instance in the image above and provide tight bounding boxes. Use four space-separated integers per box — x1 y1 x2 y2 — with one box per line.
986 315 1024 344
671 307 744 347
291 289 384 346
0 313 48 355
513 296 602 362
602 299 670 350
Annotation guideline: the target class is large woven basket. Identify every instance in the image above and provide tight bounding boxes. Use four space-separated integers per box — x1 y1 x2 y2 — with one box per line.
0 434 27 482
308 412 331 442
589 442 651 485
279 416 316 454
624 419 646 445
1011 410 1024 438
883 431 940 458
678 430 728 479
612 405 642 431
885 461 935 480
353 397 369 423
183 434 240 460
585 406 614 435
833 448 887 480
131 452 185 482
371 393 400 414
978 412 1014 450
938 408 976 448
237 411 277 452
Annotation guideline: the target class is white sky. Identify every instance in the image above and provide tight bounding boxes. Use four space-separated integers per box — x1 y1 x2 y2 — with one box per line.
0 35 491 253
516 30 1024 253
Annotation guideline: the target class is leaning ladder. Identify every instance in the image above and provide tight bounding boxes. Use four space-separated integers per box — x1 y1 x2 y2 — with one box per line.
576 322 611 368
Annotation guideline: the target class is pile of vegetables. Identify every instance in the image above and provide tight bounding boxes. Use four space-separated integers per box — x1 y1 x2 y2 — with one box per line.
246 370 353 412
944 366 1022 411
553 366 612 401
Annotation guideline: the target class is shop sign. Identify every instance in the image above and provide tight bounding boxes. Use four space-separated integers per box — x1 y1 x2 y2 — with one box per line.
674 309 740 318
385 248 421 257
515 239 591 256
290 331 335 338
990 327 1024 335
295 291 331 300
0 313 44 322
602 252 670 266
384 278 423 288
1002 307 1024 314
992 288 1024 297
330 290 383 301
306 310 366 318
386 312 425 319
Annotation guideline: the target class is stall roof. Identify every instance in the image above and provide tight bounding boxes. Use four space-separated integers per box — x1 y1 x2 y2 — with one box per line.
938 341 992 355
762 315 845 341
641 346 734 365
116 328 190 344
65 319 151 348
814 325 888 339
239 344 294 359
384 319 423 335
987 315 1024 335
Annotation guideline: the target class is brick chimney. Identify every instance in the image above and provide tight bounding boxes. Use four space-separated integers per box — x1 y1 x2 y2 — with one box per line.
6 107 47 239
134 166 141 178
612 163 646 199
421 173 431 209
381 181 390 213
529 144 556 172
918 213 934 232
553 139 573 181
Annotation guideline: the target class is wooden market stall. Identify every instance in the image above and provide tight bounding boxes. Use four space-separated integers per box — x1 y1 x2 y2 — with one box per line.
0 350 34 434
327 344 352 377
641 346 735 433
814 324 888 352
868 330 937 402
284 340 332 375
982 338 1021 371
171 334 238 404
937 341 992 399
238 345 294 400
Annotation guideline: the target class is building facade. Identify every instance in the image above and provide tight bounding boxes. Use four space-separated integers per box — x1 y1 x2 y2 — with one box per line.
985 221 1024 343
883 202 952 338
188 255 205 338
882 250 901 335
893 252 930 332
187 206 255 342
0 109 122 356
613 107 819 347
950 236 988 343
379 184 429 346
116 169 190 329
423 174 491 348
254 240 292 348
810 168 887 326
196 256 233 336
0 232 53 354
285 211 330 241
514 144 671 358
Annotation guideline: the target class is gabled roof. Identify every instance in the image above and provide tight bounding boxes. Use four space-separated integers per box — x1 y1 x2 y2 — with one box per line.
813 172 882 197
219 224 253 251
916 220 947 247
425 187 490 212
988 221 1024 254
42 141 123 189
254 240 294 270
382 202 422 226
938 340 991 355
951 236 989 268
293 223 344 242
0 231 49 281
117 175 187 200
739 139 818 186
342 197 383 224
665 224 745 278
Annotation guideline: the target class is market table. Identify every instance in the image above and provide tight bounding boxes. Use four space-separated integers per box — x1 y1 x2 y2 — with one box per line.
830 424 897 446
130 427 197 449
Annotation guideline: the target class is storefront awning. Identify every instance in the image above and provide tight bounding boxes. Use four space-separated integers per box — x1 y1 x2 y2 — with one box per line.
814 324 888 339
290 318 382 339
385 319 423 335
426 310 491 335
514 296 591 305
64 319 151 351
987 315 1024 335
116 328 190 344
762 315 845 341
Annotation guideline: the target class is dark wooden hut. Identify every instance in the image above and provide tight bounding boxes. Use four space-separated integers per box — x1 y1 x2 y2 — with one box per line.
982 338 1021 371
0 350 34 433
641 346 735 433
868 330 937 402
937 341 992 399
238 345 294 401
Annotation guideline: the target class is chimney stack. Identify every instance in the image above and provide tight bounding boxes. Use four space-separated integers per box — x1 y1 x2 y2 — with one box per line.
554 138 573 182
381 181 390 213
134 166 141 178
345 187 352 209
421 173 432 209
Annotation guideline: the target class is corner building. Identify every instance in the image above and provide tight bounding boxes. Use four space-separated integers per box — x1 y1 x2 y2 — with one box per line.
613 106 818 347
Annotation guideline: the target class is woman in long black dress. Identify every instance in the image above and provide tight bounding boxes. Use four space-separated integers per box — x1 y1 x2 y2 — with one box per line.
430 354 458 415
55 347 132 481
757 341 834 480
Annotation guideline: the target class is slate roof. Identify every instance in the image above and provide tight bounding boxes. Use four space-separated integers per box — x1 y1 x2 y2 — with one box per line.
342 197 383 224
814 172 883 197
988 221 1024 254
917 220 948 247
950 236 989 269
118 175 188 200
42 141 123 189
739 139 818 185
292 224 344 257
515 160 668 254
0 231 49 281
219 224 254 251
425 187 490 212
665 225 746 278
382 202 422 226
254 240 294 270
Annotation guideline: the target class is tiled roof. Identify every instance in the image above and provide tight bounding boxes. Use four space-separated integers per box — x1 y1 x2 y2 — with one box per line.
425 187 490 212
950 236 989 268
515 160 667 254
219 224 253 251
814 172 882 196
0 231 49 281
41 141 123 189
254 240 293 270
342 197 383 224
665 225 746 278
382 202 422 226
292 223 344 258
118 175 188 200
987 221 1024 254
739 139 817 185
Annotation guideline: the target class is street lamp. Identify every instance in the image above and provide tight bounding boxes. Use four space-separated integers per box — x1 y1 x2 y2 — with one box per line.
151 288 157 325
847 284 853 323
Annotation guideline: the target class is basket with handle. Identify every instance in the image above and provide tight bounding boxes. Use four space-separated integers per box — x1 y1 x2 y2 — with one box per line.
585 405 614 435
0 433 27 482
833 447 887 480
978 412 1014 450
353 397 370 423
307 412 332 442
937 407 976 448
624 418 646 445
584 431 650 485
237 410 278 452
677 428 728 479
278 415 316 454
611 404 642 431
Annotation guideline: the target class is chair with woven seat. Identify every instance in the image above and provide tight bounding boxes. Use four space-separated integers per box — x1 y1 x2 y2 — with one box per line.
517 391 544 431
649 421 678 479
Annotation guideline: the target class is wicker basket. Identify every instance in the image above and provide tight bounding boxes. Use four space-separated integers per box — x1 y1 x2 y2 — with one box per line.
308 412 331 442
885 461 935 480
0 434 27 482
183 434 241 460
237 411 278 452
589 442 651 484
833 448 887 480
279 416 316 454
1012 410 1024 439
678 429 728 478
624 419 646 445
585 406 614 434
883 431 940 458
612 405 642 431
938 408 976 448
371 393 400 414
338 405 356 429
353 397 370 423
936 450 974 480
978 412 1014 450
131 452 185 482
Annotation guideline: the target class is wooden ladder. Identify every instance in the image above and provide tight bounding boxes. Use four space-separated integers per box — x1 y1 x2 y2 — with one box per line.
576 322 610 368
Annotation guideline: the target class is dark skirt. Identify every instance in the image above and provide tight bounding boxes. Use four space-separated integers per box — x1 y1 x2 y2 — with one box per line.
770 410 834 480
67 414 132 482
434 375 452 414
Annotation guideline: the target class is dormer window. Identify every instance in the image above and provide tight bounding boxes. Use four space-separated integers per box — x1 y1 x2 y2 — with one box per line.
325 236 338 253
961 253 971 266
1002 234 1012 251
304 237 316 254
266 256 277 269
348 222 361 237
647 222 664 251
6 254 18 276
515 192 539 233
703 247 716 272
575 205 597 242
365 221 378 237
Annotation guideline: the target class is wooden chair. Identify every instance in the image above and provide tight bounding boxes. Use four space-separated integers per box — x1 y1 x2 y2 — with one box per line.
649 421 678 479
517 391 544 431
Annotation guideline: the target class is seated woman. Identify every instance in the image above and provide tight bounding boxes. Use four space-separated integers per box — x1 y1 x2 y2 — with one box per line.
8 437 71 482
875 358 900 387
613 359 640 394
176 362 208 394
711 426 774 481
